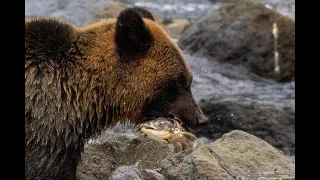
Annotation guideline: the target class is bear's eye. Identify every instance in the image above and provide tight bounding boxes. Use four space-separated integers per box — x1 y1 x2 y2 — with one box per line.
153 75 189 103
176 76 189 90
166 78 186 91
175 80 184 90
164 80 180 94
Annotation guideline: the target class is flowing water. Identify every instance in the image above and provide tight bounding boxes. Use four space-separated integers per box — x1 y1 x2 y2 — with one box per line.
25 0 294 27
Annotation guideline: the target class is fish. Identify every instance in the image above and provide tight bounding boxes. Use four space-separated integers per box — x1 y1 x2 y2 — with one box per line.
138 117 197 152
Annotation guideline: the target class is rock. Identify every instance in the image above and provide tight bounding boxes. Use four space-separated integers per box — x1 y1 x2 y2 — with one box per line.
78 130 294 179
163 19 191 39
119 135 175 169
179 0 295 82
155 17 191 39
260 0 295 21
90 1 129 23
197 99 295 155
208 130 295 179
161 142 234 179
88 1 190 39
208 0 232 2
25 0 119 27
77 132 136 179
110 166 165 180
77 132 174 179
109 166 142 180
208 0 295 21
184 50 295 155
141 169 165 180
89 1 190 39
161 130 295 179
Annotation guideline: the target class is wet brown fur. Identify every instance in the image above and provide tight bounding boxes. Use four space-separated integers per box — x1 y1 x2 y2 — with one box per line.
25 14 192 179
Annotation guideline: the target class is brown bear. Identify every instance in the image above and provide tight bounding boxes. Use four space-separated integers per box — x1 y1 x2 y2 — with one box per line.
25 7 208 180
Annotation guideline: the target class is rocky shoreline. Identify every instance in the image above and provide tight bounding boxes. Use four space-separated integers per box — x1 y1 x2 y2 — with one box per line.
26 0 295 179
77 130 295 180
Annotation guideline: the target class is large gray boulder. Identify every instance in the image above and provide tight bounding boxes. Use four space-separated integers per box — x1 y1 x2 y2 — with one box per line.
179 0 295 82
161 130 295 179
76 132 175 179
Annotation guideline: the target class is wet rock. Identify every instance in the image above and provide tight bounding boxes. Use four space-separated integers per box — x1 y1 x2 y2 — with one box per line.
208 130 294 179
119 135 175 169
197 99 295 155
25 0 116 27
260 0 295 21
77 132 136 179
161 142 234 179
154 17 191 39
78 130 294 179
141 169 165 180
184 50 295 155
208 0 295 21
179 0 295 82
90 1 129 23
77 132 174 179
89 1 190 39
163 19 191 39
109 166 141 180
161 130 295 179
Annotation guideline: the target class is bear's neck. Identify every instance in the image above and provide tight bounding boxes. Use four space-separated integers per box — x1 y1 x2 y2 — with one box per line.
62 60 143 142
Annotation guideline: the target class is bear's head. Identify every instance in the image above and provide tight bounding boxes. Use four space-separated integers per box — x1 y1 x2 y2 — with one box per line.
78 7 208 129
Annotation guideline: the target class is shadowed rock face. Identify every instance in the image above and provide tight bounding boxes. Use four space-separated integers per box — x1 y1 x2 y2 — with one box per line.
185 51 295 156
196 99 295 155
176 0 295 154
77 130 295 179
179 0 295 82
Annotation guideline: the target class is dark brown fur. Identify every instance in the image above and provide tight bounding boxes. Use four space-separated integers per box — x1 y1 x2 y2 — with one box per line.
25 8 207 180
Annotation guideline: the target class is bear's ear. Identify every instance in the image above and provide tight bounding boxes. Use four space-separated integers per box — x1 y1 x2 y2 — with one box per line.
115 7 154 58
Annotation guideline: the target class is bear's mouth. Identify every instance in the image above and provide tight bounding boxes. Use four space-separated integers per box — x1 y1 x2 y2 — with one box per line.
167 115 194 133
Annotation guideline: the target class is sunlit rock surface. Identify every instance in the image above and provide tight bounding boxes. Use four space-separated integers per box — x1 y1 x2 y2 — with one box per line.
162 130 294 179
